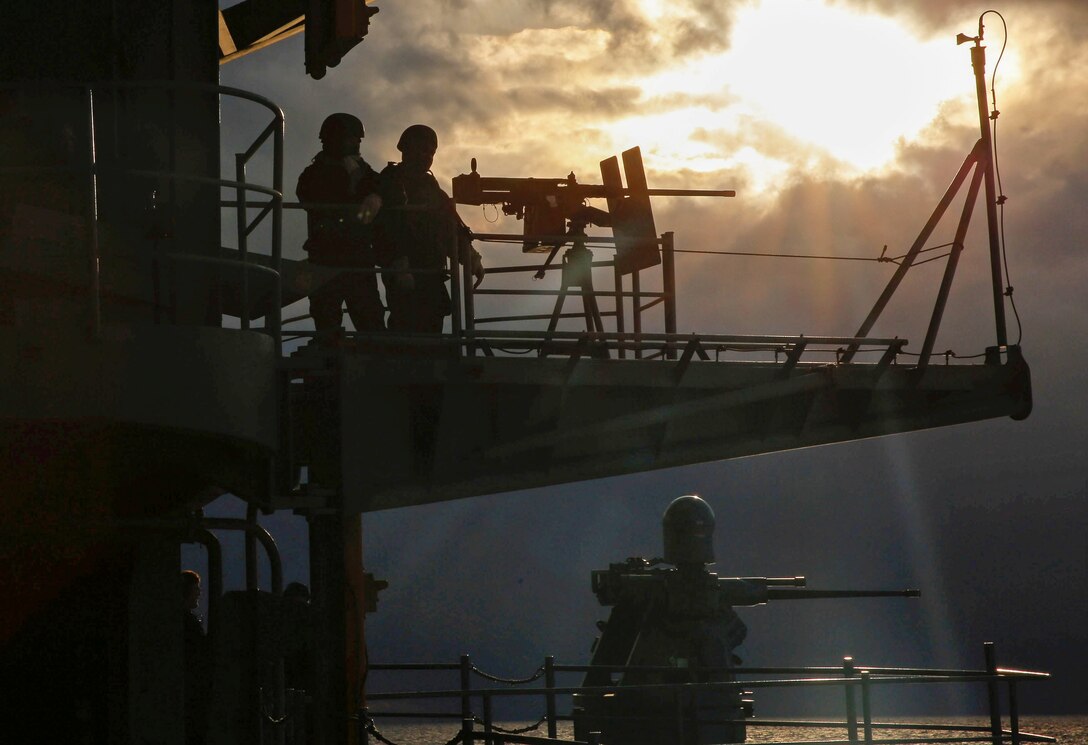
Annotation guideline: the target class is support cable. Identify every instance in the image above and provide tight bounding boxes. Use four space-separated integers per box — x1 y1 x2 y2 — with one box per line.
673 248 890 263
674 244 951 267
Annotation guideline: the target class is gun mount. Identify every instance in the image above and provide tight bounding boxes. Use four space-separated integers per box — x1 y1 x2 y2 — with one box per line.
452 147 733 274
573 496 919 745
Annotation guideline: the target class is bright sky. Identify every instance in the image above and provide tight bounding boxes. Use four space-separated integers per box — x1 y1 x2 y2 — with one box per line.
633 1 972 176
458 0 1017 195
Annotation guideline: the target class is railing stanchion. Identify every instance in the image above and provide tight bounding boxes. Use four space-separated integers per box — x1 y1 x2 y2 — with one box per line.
985 642 1003 745
843 656 859 743
460 654 473 723
1008 679 1021 745
613 263 626 359
860 671 873 745
482 692 493 741
632 268 642 359
462 243 476 356
449 238 463 348
545 655 558 739
662 231 677 359
235 153 250 330
271 109 284 349
461 717 474 745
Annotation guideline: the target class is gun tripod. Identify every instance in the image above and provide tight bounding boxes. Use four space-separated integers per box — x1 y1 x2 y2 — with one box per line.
542 229 607 357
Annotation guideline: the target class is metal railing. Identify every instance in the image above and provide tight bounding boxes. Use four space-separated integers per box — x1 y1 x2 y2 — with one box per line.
1 80 285 346
263 215 914 370
360 643 1053 745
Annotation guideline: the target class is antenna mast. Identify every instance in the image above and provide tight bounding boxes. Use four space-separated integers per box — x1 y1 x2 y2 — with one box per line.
959 12 1008 348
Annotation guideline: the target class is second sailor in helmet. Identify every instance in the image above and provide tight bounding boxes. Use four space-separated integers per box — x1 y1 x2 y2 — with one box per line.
375 124 484 334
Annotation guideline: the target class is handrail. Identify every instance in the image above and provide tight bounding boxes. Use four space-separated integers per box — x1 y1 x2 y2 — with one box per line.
361 648 1054 745
299 328 904 368
0 79 284 347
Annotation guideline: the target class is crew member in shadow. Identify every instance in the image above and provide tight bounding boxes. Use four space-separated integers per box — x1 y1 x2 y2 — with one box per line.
375 124 483 335
181 569 209 745
373 125 485 473
297 113 384 345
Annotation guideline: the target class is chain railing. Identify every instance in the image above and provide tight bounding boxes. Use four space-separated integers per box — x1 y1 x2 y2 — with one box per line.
361 644 1053 745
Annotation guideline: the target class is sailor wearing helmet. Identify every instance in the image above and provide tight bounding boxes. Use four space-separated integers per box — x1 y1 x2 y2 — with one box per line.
296 112 385 343
375 124 484 334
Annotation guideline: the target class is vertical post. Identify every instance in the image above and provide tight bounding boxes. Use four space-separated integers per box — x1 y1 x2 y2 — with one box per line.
860 671 873 745
271 110 284 349
631 269 642 359
970 42 1009 348
843 657 859 743
461 241 476 357
344 516 368 745
545 656 558 739
613 263 626 359
308 512 350 745
661 232 677 360
245 502 259 591
461 717 474 745
449 234 463 344
236 153 250 330
83 86 102 338
460 655 473 723
1007 680 1021 745
482 693 493 741
984 642 1003 745
194 529 223 638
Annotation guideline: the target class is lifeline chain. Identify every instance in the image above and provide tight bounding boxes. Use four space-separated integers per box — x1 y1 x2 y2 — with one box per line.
470 663 545 685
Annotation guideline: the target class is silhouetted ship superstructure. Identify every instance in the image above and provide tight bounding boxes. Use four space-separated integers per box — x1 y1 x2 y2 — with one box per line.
0 3 1045 744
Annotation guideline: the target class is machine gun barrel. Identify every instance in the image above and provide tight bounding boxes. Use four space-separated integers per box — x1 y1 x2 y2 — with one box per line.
766 588 921 600
750 576 807 587
641 188 735 198
717 577 918 606
463 179 735 204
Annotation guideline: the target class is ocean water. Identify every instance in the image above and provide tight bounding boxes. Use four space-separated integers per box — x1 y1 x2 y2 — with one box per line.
364 716 1088 744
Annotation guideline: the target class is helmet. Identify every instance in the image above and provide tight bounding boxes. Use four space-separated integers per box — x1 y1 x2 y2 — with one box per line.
662 494 716 567
397 124 438 153
319 113 364 141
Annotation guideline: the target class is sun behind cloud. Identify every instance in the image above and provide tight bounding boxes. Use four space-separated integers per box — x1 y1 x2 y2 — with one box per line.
609 0 1016 189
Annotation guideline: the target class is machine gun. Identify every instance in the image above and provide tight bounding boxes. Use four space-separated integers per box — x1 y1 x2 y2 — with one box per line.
592 557 919 610
573 497 920 745
451 147 734 275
